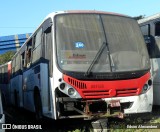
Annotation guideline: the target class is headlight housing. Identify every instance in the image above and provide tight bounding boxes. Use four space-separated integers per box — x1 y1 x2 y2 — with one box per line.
58 81 81 98
141 79 152 94
68 88 76 96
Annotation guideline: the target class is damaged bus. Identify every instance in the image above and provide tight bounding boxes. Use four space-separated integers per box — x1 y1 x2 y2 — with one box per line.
4 10 152 120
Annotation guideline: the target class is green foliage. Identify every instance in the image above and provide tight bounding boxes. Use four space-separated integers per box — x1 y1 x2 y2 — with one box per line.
0 51 15 65
133 15 145 20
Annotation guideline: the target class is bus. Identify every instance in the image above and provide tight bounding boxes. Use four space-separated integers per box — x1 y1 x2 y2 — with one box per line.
138 13 160 105
0 61 11 107
7 10 152 120
0 62 11 130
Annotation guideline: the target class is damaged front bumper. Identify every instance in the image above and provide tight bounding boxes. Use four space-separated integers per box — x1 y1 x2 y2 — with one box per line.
57 87 153 119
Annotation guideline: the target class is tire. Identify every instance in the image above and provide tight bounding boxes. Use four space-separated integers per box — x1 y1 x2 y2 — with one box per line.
1 93 6 110
34 89 43 120
14 90 18 108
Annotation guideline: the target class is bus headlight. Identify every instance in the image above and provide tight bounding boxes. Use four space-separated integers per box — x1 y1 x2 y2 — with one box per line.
58 81 82 98
141 79 152 94
143 84 149 91
68 88 76 96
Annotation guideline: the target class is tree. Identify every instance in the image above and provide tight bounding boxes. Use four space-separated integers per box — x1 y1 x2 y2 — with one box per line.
133 15 145 20
0 51 15 65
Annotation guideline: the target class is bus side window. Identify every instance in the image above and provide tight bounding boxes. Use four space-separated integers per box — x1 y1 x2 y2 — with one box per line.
155 21 160 36
21 51 26 68
26 39 32 67
26 47 32 67
140 24 150 43
32 28 42 64
12 58 15 77
141 24 150 36
140 24 151 53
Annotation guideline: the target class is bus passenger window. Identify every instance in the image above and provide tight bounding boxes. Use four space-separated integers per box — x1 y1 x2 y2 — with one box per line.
155 22 160 36
21 52 26 68
141 24 150 36
26 47 32 67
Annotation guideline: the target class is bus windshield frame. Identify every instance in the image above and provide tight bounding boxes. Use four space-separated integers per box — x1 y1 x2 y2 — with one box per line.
55 13 150 79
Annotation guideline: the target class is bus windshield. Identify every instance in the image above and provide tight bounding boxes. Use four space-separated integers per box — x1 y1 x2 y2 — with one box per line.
55 14 150 74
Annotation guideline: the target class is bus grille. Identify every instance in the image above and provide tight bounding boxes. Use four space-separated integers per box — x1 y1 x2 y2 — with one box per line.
66 76 138 98
116 88 138 96
82 90 110 98
82 88 138 98
68 77 87 89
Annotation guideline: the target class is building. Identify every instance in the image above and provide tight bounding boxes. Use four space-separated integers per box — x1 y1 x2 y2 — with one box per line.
0 33 31 54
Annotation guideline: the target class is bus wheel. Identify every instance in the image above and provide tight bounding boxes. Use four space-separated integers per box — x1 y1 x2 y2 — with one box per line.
34 89 43 120
14 90 18 108
1 93 6 110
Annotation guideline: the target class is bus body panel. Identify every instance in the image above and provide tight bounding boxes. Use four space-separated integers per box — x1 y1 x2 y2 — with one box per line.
63 73 150 99
103 87 153 113
23 67 37 111
0 90 5 132
58 72 152 116
0 62 11 106
22 63 50 113
138 14 160 105
151 58 160 105
10 75 22 107
152 37 160 105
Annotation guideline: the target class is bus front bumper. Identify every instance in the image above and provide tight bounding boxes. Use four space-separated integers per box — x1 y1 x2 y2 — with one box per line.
103 87 153 114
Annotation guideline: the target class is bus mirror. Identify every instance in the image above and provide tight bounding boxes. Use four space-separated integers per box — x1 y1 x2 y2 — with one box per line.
144 36 151 44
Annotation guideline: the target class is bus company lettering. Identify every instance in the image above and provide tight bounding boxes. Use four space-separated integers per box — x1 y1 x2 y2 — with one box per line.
68 53 86 59
91 84 104 89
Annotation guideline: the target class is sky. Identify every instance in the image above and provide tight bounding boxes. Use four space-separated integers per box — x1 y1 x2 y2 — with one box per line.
0 0 160 36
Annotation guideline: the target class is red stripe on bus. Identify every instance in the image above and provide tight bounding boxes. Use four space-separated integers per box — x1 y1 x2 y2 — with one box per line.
63 72 150 99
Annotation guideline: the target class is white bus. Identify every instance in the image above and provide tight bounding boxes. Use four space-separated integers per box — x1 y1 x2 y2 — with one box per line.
0 61 11 107
138 13 160 105
7 10 152 120
0 62 11 131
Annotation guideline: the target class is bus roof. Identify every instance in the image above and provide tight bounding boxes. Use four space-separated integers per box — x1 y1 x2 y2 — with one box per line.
138 13 160 24
66 10 128 16
45 10 129 19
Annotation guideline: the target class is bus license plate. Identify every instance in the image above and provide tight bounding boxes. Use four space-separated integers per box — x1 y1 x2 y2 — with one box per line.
109 100 120 107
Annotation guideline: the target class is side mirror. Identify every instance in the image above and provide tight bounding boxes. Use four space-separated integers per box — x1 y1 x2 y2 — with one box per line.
144 36 151 44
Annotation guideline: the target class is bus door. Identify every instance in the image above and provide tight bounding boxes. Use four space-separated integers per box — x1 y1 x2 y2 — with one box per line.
40 25 53 117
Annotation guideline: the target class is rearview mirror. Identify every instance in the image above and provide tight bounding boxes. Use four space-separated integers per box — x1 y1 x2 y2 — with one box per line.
144 36 151 44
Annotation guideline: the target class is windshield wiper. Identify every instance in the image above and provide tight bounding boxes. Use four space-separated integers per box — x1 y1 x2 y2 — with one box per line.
85 42 111 77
